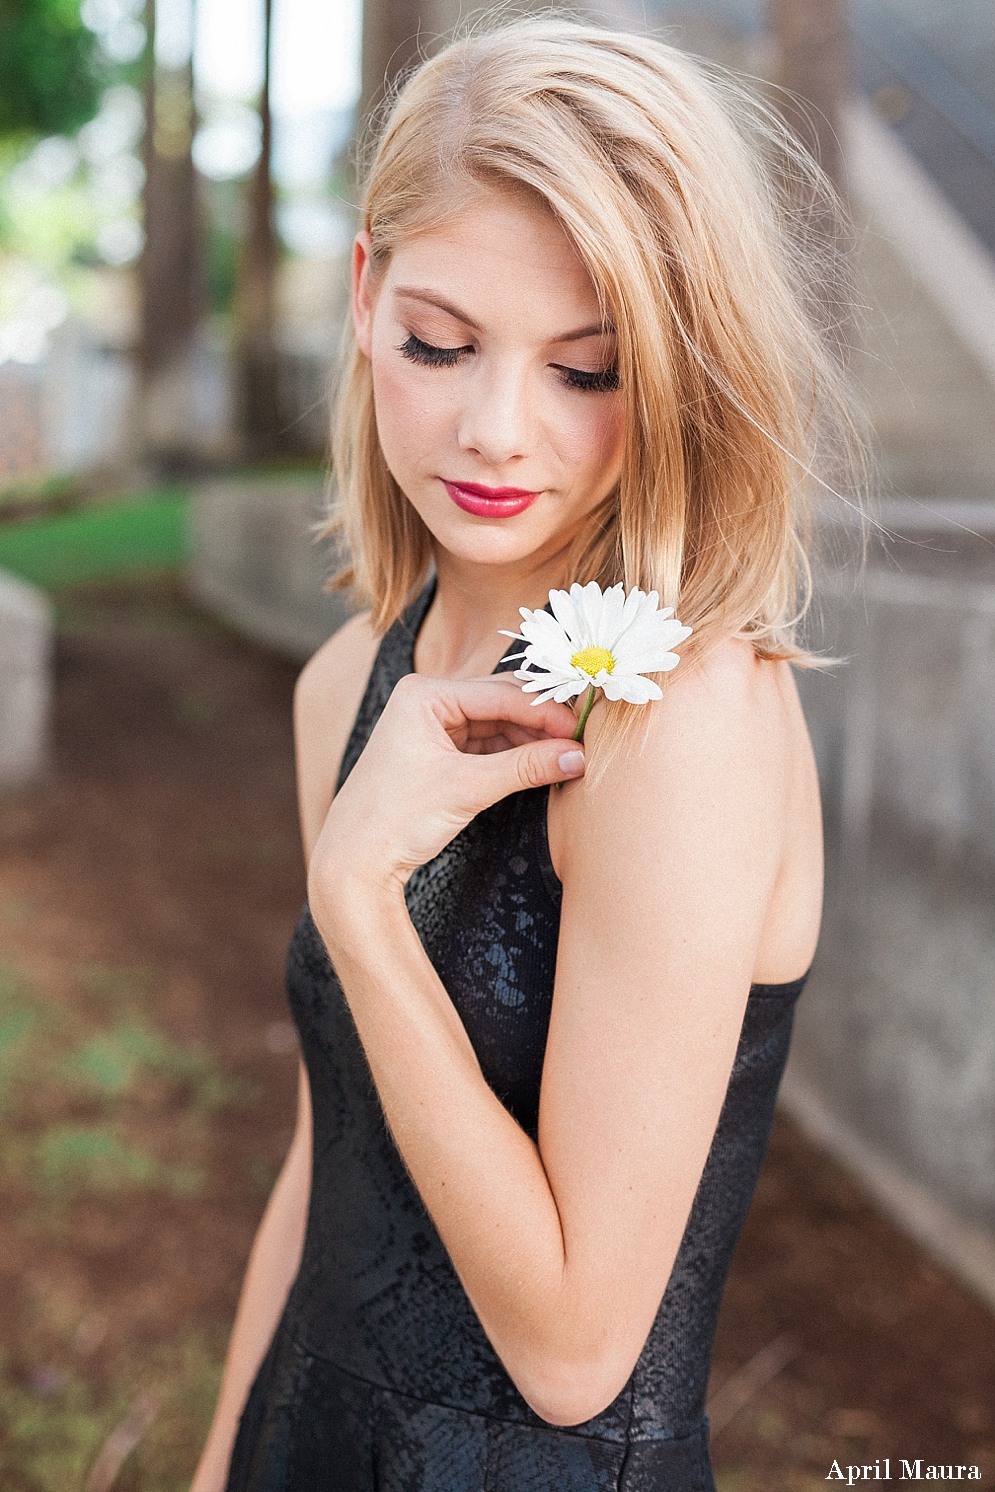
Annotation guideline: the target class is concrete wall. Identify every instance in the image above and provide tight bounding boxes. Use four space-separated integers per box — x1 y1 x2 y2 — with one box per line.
772 106 995 1311
788 508 995 1308
846 103 995 501
0 569 53 791
186 474 353 661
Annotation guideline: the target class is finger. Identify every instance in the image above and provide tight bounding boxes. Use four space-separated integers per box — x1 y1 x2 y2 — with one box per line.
464 729 547 756
462 735 518 756
460 734 516 756
461 719 551 747
471 736 586 800
430 679 578 741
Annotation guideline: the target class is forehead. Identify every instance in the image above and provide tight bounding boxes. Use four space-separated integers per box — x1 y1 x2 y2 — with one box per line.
380 189 604 332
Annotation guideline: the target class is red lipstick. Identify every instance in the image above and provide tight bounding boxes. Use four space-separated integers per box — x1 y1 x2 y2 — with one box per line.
443 480 540 518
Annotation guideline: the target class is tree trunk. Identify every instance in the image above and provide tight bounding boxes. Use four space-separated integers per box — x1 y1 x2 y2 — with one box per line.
138 0 202 463
359 0 478 137
235 0 281 458
359 0 426 135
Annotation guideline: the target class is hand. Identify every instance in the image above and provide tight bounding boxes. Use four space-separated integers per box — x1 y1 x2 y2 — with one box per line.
307 674 584 916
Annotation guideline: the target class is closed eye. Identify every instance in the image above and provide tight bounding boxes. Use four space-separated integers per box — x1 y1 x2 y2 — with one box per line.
554 364 620 394
398 331 473 367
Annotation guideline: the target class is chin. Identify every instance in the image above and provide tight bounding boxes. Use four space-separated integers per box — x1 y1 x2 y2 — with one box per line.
438 533 550 572
416 503 556 570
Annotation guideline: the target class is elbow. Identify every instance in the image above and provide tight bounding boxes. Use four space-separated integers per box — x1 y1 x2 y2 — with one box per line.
515 1354 632 1429
492 1296 649 1426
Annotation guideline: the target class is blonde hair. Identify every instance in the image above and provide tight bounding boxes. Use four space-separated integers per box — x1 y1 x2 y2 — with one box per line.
327 16 860 672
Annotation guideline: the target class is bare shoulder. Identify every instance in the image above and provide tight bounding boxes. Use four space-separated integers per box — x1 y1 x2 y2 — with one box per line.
549 637 813 881
549 636 820 981
666 633 798 723
603 637 801 796
294 611 379 863
295 611 378 733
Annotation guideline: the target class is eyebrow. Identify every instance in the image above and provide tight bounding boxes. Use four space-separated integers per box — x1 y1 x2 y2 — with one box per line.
393 287 614 343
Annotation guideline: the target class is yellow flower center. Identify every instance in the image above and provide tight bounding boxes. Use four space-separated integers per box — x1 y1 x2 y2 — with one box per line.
571 645 615 676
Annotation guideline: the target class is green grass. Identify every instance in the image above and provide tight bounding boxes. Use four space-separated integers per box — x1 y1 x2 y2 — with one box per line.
0 489 189 589
0 963 251 1203
0 1330 225 1492
0 963 249 1485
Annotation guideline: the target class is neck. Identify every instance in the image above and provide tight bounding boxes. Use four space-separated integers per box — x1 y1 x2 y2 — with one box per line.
415 545 572 679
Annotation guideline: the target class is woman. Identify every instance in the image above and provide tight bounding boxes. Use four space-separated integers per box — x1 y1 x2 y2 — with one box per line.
193 18 850 1491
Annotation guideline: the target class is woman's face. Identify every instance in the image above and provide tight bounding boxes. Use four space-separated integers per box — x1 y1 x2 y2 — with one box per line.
352 189 625 578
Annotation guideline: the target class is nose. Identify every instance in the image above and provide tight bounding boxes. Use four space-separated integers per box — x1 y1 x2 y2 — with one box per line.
456 359 534 469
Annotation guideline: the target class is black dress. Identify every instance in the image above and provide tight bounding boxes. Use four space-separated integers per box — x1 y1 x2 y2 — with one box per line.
226 584 806 1492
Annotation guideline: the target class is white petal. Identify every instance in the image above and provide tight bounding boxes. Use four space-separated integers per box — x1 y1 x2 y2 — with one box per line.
525 678 587 705
589 583 624 647
518 662 585 690
521 642 576 674
613 646 683 675
613 622 691 674
523 610 576 646
548 588 583 644
515 612 552 645
602 673 663 703
514 621 575 674
573 581 607 646
609 587 657 651
638 616 690 647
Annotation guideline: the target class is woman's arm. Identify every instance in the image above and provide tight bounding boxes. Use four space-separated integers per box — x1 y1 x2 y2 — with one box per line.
190 1064 311 1492
307 645 820 1427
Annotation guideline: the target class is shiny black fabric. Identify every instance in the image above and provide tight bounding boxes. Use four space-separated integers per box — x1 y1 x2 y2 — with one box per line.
227 584 806 1492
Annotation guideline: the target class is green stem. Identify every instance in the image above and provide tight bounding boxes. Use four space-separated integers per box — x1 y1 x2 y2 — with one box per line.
572 684 598 743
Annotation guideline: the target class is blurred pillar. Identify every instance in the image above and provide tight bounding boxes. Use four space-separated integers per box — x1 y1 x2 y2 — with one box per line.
139 0 203 463
768 0 852 191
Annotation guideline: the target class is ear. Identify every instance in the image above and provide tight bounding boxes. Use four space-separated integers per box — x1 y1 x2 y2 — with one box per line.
352 232 375 359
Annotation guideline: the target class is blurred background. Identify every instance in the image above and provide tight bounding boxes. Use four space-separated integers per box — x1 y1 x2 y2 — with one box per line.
0 0 993 1487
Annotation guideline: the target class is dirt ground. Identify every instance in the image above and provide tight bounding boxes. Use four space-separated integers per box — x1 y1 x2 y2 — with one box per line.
0 575 992 1491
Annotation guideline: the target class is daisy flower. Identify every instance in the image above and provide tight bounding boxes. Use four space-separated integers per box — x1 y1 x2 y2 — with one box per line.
502 581 692 742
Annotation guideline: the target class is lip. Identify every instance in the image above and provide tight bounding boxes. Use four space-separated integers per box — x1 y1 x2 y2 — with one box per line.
443 480 541 518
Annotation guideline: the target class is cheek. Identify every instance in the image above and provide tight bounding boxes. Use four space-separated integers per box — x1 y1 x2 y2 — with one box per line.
370 358 451 473
559 400 625 485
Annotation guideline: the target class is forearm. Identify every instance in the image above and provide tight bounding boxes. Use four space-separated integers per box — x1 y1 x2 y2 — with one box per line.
191 1105 310 1491
318 889 616 1417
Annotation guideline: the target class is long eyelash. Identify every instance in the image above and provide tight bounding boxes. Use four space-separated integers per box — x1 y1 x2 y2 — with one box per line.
397 332 470 367
397 333 617 391
561 366 620 394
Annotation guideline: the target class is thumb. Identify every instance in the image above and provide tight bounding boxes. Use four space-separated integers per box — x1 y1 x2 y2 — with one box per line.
475 738 586 801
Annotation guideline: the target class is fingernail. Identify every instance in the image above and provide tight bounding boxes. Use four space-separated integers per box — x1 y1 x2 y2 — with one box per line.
558 750 586 777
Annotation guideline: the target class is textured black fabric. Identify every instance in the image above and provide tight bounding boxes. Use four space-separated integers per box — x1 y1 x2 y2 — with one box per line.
227 584 806 1491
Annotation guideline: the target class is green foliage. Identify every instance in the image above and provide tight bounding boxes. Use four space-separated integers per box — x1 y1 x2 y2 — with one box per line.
0 172 99 269
0 0 102 139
